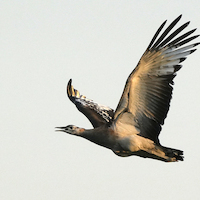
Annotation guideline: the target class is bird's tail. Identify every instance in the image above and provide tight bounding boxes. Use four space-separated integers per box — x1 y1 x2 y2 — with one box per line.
160 146 184 162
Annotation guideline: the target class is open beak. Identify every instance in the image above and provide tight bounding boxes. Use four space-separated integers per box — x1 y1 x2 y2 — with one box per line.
55 127 66 132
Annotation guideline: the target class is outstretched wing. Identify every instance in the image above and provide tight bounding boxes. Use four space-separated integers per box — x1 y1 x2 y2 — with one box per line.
67 79 114 128
114 15 199 144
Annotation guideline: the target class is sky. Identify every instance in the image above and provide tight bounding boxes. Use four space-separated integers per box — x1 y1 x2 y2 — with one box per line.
1 1 200 200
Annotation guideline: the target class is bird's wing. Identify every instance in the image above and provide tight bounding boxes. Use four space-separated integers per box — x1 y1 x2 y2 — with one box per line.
67 79 114 128
114 15 199 144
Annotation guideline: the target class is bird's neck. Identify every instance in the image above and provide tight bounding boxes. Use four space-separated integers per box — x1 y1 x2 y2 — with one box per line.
79 126 116 150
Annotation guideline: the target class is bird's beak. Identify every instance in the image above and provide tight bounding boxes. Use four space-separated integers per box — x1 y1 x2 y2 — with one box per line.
55 127 66 132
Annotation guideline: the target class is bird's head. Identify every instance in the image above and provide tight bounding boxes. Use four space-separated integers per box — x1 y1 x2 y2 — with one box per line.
56 125 85 135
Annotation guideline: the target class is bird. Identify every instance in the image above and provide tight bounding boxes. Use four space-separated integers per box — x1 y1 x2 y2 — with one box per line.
56 15 199 162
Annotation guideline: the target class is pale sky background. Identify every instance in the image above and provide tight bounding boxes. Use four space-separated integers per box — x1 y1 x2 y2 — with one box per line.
1 1 200 200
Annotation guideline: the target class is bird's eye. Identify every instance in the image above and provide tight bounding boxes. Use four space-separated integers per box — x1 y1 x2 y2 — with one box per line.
68 125 74 130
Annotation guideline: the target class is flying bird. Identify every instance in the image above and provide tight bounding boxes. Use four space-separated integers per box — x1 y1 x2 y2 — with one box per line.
57 15 199 162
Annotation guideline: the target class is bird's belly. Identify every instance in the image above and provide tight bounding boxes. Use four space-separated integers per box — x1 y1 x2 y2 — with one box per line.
110 121 155 153
117 134 155 152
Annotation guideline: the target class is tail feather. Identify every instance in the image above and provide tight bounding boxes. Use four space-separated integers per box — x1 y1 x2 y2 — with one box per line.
161 146 184 161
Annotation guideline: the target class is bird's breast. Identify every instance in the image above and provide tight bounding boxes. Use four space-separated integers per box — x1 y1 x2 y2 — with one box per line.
110 121 140 138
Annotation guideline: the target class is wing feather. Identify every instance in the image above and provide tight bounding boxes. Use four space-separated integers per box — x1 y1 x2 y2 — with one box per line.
114 15 199 143
67 79 114 128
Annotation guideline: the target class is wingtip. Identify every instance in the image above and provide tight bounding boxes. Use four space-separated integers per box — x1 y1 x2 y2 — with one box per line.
194 42 200 47
178 14 182 20
179 57 186 63
68 79 72 85
67 79 73 98
190 49 197 54
172 14 182 26
174 14 182 24
170 15 182 25
67 78 77 102
185 21 190 27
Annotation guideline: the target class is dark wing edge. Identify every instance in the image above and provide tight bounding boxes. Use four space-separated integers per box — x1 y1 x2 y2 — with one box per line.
67 79 114 128
114 15 199 144
141 15 199 126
